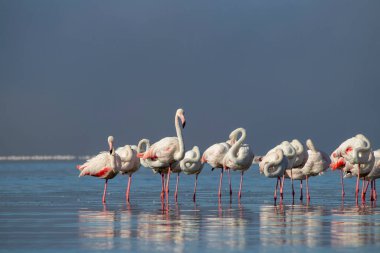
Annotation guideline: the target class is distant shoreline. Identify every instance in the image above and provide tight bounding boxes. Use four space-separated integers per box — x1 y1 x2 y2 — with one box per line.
0 155 92 161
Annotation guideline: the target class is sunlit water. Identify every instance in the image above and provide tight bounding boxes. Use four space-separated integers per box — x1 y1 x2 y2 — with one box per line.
1 162 380 252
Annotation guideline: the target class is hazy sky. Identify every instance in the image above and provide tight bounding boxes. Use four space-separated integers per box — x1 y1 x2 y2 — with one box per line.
0 0 379 155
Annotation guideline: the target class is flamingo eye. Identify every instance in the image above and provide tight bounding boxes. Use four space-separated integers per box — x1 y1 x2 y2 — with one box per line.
345 147 353 154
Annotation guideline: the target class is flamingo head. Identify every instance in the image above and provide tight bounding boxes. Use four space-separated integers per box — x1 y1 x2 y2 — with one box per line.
108 136 114 153
177 108 186 128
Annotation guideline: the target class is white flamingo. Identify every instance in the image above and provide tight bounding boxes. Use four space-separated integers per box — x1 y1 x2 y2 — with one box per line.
223 128 254 199
259 149 288 203
267 141 297 201
330 134 373 204
201 130 237 198
138 108 186 197
77 136 122 203
116 139 147 203
289 139 308 200
285 139 331 202
137 139 169 200
171 146 203 202
365 149 380 201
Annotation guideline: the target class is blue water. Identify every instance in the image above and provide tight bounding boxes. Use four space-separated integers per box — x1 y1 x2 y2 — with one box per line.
1 162 379 252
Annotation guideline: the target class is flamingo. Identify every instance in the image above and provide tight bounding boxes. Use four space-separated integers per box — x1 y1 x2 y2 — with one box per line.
116 139 147 203
77 136 122 203
138 108 186 198
340 151 375 203
171 146 203 202
330 134 373 204
365 149 380 201
137 139 169 200
289 139 308 200
258 149 288 203
201 129 237 198
267 141 297 201
223 128 254 199
284 139 331 202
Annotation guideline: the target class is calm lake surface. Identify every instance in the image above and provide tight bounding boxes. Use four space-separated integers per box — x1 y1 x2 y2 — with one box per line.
1 162 380 252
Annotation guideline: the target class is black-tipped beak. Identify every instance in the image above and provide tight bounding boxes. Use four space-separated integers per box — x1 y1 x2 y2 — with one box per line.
109 149 112 154
182 120 186 128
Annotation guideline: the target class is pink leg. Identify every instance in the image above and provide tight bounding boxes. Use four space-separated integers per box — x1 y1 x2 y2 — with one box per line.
218 168 224 198
160 173 165 200
280 174 285 200
300 180 303 201
291 169 295 201
362 180 370 203
126 175 132 203
238 171 244 199
102 179 108 204
193 174 198 202
306 176 309 201
227 168 232 196
274 177 279 204
174 173 180 202
340 169 345 198
374 180 377 200
166 165 171 197
356 164 360 206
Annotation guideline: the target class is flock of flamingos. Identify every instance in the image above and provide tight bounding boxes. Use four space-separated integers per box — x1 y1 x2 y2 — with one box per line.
76 108 380 206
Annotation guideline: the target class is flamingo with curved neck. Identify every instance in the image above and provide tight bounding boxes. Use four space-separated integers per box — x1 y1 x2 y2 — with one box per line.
201 129 237 199
223 128 254 199
138 108 186 199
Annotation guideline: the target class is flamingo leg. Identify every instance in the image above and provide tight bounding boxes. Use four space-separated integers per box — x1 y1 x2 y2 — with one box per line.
306 175 310 202
300 180 303 201
340 169 345 198
291 168 295 201
193 174 198 202
227 168 232 196
160 173 165 200
218 168 224 198
374 180 377 200
363 180 370 203
370 180 374 201
166 165 172 197
126 175 132 203
174 173 180 202
238 171 244 200
280 174 285 200
274 177 279 204
356 164 360 206
102 179 108 204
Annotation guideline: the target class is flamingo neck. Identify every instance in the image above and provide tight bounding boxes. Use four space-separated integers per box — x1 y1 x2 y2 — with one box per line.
124 145 133 161
174 113 185 161
182 147 200 171
228 128 246 163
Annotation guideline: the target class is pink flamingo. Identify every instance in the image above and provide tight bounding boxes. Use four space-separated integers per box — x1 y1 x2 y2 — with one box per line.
138 108 186 197
259 149 288 204
201 129 237 199
330 134 373 205
223 128 254 200
115 139 147 203
77 136 122 203
171 146 203 202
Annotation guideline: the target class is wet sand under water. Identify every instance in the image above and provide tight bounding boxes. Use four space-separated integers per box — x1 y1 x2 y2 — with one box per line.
1 162 380 252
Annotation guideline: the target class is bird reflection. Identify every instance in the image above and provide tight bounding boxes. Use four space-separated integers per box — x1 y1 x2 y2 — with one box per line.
259 205 326 247
78 206 117 250
204 203 248 250
330 205 380 247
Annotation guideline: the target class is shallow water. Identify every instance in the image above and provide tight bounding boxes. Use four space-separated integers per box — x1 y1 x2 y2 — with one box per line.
1 162 379 252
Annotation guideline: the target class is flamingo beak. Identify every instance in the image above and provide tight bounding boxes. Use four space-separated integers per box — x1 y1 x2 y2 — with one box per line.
180 114 186 128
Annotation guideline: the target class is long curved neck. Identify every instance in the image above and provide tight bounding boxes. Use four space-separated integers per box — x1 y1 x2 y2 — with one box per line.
124 145 133 161
183 147 200 170
229 128 246 161
110 152 117 171
174 114 185 161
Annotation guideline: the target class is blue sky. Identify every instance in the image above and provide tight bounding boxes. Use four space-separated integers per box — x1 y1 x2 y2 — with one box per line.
0 0 379 155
